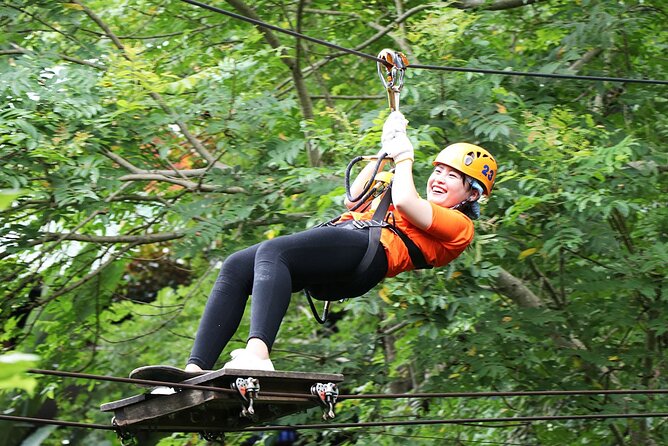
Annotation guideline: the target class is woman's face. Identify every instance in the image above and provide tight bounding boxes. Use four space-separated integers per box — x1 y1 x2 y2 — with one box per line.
426 164 477 208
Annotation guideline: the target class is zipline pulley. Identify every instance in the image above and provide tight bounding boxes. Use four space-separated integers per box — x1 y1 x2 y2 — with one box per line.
377 49 409 111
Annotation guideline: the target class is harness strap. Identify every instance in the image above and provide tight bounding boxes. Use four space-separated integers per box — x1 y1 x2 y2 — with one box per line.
353 185 432 274
352 188 393 276
388 224 433 270
305 185 432 324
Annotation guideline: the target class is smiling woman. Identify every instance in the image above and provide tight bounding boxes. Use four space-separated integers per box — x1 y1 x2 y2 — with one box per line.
429 142 496 218
428 164 481 208
178 111 498 373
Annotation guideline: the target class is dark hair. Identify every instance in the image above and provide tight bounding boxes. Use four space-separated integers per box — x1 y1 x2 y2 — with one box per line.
456 178 483 220
456 201 479 220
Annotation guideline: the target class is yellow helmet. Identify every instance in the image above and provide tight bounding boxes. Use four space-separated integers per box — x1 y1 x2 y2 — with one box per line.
433 143 497 196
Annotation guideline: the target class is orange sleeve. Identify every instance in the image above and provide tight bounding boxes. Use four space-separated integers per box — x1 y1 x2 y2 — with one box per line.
426 202 475 243
380 203 474 277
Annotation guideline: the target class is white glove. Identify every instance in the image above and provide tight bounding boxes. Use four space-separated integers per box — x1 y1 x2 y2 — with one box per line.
382 132 414 162
381 111 408 145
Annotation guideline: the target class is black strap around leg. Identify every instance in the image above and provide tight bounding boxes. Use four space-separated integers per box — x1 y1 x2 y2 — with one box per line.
305 185 432 323
354 185 432 272
352 187 394 277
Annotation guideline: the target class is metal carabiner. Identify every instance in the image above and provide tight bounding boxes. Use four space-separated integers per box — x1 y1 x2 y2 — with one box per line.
377 48 409 111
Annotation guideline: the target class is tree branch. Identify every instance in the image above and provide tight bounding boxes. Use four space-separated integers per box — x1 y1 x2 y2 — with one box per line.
4 4 80 43
224 0 296 69
148 93 230 169
0 49 27 55
302 8 364 18
569 48 603 72
110 194 171 205
60 54 105 69
117 173 246 193
391 0 418 62
527 258 566 308
102 149 143 173
294 0 319 166
103 149 213 177
71 0 125 50
0 45 105 69
310 94 384 100
73 0 228 169
34 243 138 309
36 231 184 244
80 23 224 40
608 208 635 254
494 266 621 386
452 0 541 11
224 0 321 165
494 267 544 308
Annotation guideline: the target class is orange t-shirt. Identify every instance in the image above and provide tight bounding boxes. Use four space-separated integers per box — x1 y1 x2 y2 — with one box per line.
338 202 474 277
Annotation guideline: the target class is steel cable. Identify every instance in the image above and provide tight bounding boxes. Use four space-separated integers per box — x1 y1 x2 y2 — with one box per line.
241 412 668 432
27 368 668 400
0 414 113 431
9 369 668 435
4 411 668 433
179 0 668 86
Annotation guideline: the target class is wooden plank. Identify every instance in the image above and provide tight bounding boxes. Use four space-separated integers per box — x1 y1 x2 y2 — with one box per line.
100 393 149 412
112 390 218 426
101 369 344 431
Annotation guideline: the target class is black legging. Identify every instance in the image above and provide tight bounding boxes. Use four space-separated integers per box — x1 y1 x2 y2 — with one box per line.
187 225 388 369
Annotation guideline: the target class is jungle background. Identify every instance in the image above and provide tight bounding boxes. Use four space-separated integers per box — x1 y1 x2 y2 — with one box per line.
1 0 667 445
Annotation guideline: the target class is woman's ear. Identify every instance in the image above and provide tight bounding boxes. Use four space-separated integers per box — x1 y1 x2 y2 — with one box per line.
469 188 481 202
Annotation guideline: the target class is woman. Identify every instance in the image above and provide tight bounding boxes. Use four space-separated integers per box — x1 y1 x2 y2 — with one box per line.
184 111 497 372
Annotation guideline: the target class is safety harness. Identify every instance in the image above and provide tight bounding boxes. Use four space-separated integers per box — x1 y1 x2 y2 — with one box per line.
335 184 432 275
304 181 432 324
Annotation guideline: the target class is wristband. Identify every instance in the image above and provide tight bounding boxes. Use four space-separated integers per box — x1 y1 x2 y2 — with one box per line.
391 149 412 158
395 157 414 165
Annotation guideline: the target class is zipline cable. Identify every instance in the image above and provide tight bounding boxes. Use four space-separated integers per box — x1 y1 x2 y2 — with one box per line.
13 371 668 435
27 368 668 400
178 0 668 86
4 411 668 433
0 414 113 431
241 412 668 432
338 387 668 400
179 0 382 65
409 63 668 85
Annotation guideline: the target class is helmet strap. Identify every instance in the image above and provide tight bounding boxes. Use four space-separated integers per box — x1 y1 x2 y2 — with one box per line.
450 178 481 208
449 198 470 211
450 177 483 220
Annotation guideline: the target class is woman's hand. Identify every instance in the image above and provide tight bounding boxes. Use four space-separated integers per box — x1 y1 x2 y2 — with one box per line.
383 133 414 163
382 110 408 144
381 111 414 163
380 112 432 229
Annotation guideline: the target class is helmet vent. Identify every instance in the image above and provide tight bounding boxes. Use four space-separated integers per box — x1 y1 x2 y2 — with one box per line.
464 153 474 166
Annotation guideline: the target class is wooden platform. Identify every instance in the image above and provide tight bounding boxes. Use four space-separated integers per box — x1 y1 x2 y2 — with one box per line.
101 368 343 434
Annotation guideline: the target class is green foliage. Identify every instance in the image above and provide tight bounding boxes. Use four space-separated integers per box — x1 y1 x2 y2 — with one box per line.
1 0 667 445
0 189 25 210
0 352 39 395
